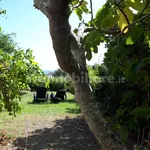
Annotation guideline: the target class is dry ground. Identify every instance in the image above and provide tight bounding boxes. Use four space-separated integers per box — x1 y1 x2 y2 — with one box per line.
0 92 101 150
0 115 101 150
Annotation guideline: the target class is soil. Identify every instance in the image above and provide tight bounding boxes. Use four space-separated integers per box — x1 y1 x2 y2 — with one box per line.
0 115 101 150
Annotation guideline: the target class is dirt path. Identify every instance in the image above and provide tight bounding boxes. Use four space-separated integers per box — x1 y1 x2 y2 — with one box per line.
0 115 101 150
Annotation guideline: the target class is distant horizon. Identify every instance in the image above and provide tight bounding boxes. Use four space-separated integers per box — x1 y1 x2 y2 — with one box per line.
43 70 55 74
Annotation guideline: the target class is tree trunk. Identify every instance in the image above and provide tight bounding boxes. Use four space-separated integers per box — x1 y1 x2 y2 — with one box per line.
33 0 127 149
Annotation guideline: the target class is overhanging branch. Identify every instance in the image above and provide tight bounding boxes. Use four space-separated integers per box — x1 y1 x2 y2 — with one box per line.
121 12 150 34
89 0 93 22
33 0 49 17
84 27 120 35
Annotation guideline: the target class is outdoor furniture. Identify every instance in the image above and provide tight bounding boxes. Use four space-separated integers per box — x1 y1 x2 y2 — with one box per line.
55 89 67 101
50 93 61 103
33 86 49 103
50 90 67 103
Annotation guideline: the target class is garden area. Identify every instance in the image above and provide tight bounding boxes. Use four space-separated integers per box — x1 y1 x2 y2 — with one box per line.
0 92 101 150
0 0 150 150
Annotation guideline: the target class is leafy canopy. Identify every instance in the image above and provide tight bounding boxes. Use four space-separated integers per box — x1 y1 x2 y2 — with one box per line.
70 0 150 60
70 0 150 145
0 30 44 116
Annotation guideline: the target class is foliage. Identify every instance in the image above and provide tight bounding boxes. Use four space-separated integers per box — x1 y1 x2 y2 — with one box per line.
0 0 149 147
70 0 150 146
49 76 74 94
28 74 50 91
0 31 43 116
0 32 17 53
64 77 75 94
103 36 150 144
87 65 99 90
71 0 150 62
49 68 74 93
52 68 67 77
0 4 6 16
49 77 66 91
69 0 90 20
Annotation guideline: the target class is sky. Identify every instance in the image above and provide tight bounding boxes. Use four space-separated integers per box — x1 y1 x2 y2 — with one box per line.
0 0 107 70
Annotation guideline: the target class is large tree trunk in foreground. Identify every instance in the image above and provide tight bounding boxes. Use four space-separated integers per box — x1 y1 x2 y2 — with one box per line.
33 0 127 149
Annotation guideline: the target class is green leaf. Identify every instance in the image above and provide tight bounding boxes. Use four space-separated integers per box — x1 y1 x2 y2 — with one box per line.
121 114 137 130
74 8 82 21
71 0 80 5
101 14 118 29
130 107 150 119
125 0 146 13
144 31 150 46
117 7 134 33
86 51 92 60
131 62 143 74
143 57 150 65
68 6 72 16
84 30 101 46
80 1 89 14
142 99 150 107
118 126 128 143
126 26 144 45
112 123 128 143
0 9 6 15
95 2 110 29
143 73 149 85
93 46 98 53
126 36 134 45
114 108 125 119
73 28 78 35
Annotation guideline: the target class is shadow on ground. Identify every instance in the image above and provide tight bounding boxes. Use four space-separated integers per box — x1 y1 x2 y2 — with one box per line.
28 99 75 105
13 117 101 150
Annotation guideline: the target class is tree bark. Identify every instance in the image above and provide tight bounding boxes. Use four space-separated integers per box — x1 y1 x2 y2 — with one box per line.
33 0 128 149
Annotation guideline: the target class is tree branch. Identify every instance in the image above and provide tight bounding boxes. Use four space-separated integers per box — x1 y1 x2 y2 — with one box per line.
72 0 84 10
84 27 120 35
33 1 128 149
89 0 93 22
116 3 130 25
33 0 49 17
121 12 150 34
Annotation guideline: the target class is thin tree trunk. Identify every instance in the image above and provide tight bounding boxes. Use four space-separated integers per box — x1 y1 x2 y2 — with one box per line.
33 0 127 149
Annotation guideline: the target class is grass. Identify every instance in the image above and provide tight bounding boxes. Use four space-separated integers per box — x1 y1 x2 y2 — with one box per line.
19 92 79 116
0 92 81 139
0 92 80 116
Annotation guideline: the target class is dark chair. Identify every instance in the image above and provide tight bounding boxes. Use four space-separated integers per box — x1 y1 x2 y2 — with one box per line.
50 93 61 103
33 86 49 103
55 89 67 101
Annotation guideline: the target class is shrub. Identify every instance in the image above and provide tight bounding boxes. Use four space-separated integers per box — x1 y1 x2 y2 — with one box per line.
64 78 75 94
49 77 75 94
49 77 66 91
94 36 150 144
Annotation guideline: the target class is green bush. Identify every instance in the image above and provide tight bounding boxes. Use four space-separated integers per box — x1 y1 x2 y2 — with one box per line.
49 77 75 94
64 78 75 94
28 75 50 91
50 77 66 91
94 36 150 144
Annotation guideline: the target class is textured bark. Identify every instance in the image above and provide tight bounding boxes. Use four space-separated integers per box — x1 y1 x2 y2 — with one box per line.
33 0 128 149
